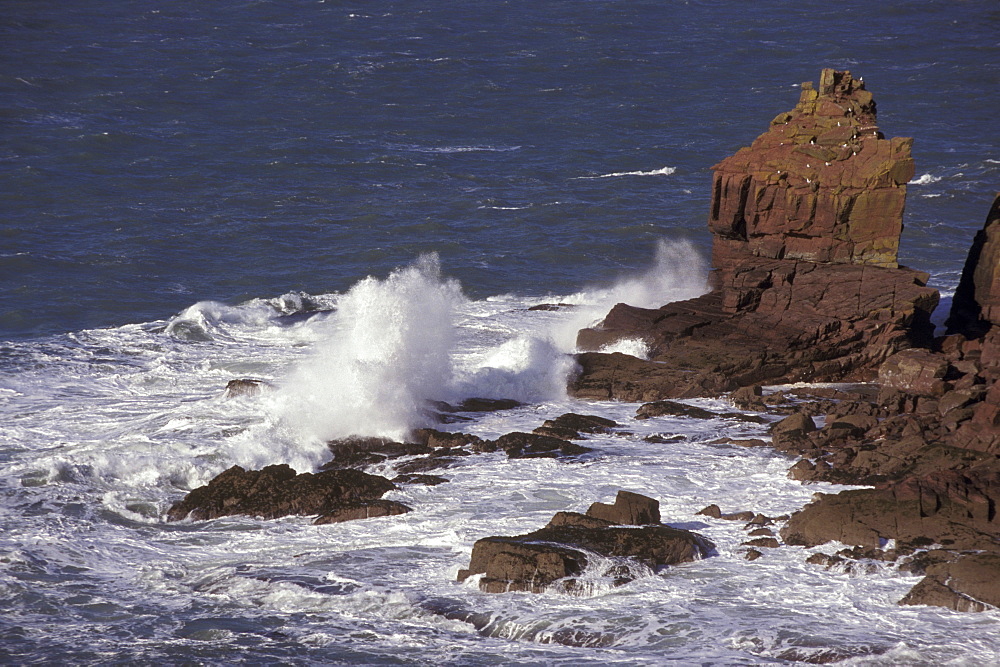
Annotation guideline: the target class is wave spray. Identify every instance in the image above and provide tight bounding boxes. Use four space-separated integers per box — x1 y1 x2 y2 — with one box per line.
261 255 463 468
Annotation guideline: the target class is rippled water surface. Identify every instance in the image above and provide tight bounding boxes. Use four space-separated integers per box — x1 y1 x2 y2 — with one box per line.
2 0 999 664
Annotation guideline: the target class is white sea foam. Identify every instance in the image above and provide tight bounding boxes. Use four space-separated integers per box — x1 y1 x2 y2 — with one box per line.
258 255 462 465
454 335 576 403
908 173 942 185
549 238 709 352
1 248 998 666
598 337 651 359
574 166 676 179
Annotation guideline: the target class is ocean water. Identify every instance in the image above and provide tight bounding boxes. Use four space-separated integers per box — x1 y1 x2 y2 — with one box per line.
2 0 999 664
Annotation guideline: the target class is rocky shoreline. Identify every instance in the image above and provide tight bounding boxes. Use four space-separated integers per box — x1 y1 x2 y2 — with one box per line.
168 69 998 615
570 69 1000 612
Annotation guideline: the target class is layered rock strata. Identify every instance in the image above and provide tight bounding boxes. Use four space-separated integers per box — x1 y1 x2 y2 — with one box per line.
572 69 937 400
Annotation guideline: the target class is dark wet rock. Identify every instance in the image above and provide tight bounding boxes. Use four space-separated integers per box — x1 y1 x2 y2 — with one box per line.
695 504 762 523
899 553 1000 612
419 597 616 647
391 473 449 486
392 449 470 475
586 490 661 525
313 499 411 524
744 549 763 561
321 436 431 470
225 378 266 397
806 553 843 569
166 464 398 522
715 437 770 448
645 433 687 444
721 412 771 424
485 432 592 459
775 647 870 665
410 428 484 450
533 413 617 439
527 303 576 312
748 527 775 537
635 400 716 420
458 491 713 593
742 537 780 549
546 511 616 530
448 398 524 412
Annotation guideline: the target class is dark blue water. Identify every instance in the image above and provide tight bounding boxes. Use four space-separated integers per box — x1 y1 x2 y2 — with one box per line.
4 0 998 339
3 3 1000 664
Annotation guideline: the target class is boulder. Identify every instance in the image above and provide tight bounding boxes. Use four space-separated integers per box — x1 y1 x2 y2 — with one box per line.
586 490 661 525
533 413 618 439
313 499 411 524
166 464 401 523
322 436 431 470
224 378 265 397
484 432 592 459
636 400 716 420
458 492 713 593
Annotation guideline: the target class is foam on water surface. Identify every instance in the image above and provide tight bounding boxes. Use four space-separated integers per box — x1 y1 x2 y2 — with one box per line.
1 247 998 664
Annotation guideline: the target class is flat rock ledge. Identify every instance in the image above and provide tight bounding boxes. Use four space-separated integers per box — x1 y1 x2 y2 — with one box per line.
166 464 407 524
457 491 713 593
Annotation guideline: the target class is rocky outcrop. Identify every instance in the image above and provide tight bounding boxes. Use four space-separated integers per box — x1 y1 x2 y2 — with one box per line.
571 70 937 401
898 553 1000 612
475 432 592 459
532 413 618 440
166 464 404 524
458 491 713 593
774 193 1000 612
946 194 1000 338
709 68 912 272
780 465 1000 552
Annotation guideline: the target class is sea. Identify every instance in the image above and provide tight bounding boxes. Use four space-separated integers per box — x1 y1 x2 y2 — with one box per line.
2 1 999 664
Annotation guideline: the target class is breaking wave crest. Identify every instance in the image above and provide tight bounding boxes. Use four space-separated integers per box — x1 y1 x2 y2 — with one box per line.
262 254 463 463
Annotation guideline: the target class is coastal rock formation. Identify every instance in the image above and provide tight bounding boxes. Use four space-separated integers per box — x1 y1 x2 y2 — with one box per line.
898 553 1000 612
166 464 404 523
458 491 712 593
571 69 937 400
776 193 1000 612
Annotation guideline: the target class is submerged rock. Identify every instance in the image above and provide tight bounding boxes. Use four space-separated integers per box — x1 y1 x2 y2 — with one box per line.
224 378 266 397
458 491 713 593
532 413 618 440
636 400 716 420
477 432 592 459
166 464 402 523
